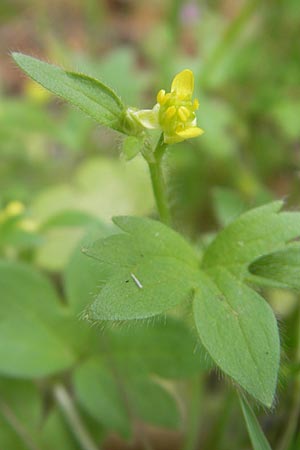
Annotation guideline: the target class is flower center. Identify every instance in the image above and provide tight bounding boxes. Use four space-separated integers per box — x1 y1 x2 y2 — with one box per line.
156 89 199 135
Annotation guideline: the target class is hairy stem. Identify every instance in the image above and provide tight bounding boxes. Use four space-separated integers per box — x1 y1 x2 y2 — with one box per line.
53 383 100 450
147 134 172 226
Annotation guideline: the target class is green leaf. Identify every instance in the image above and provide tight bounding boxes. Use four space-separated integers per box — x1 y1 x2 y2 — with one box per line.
202 201 300 279
107 318 210 378
72 357 131 438
90 215 198 267
0 261 77 377
64 223 117 314
239 395 272 450
72 357 180 437
12 53 125 132
41 210 99 230
212 187 247 227
249 245 300 291
125 376 180 429
193 269 280 406
86 216 199 320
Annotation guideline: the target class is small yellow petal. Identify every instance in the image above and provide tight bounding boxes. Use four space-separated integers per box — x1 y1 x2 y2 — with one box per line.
165 105 177 120
157 89 166 104
176 126 204 139
171 69 194 99
178 106 190 122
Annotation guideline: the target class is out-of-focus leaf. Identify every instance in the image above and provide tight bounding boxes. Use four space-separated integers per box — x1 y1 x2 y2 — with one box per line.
73 357 131 438
108 318 212 378
270 101 300 140
0 261 77 377
41 210 99 230
73 356 180 438
212 187 247 227
0 378 41 450
38 409 83 450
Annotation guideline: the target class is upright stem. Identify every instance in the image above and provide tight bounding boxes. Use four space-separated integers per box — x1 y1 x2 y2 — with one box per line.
147 134 172 226
53 383 100 450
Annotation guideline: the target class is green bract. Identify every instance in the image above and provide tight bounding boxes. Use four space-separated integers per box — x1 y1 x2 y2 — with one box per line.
84 201 300 407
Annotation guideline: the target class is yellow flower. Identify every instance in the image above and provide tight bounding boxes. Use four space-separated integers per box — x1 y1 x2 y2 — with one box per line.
133 69 204 144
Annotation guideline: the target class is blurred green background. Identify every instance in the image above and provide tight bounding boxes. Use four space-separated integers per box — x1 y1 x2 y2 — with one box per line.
1 1 300 449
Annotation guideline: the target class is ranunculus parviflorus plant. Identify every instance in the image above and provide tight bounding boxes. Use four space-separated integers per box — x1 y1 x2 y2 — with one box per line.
12 52 300 449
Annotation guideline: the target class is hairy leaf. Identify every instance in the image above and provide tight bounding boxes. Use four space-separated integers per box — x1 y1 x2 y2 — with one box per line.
12 53 125 131
86 216 199 320
64 223 116 314
194 269 280 406
202 201 300 278
249 244 300 291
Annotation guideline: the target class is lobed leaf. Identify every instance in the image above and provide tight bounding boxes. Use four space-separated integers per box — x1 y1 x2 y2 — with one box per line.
249 244 300 291
86 216 199 320
12 53 125 132
88 258 196 320
202 201 300 278
64 223 117 314
193 268 280 406
89 215 199 268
